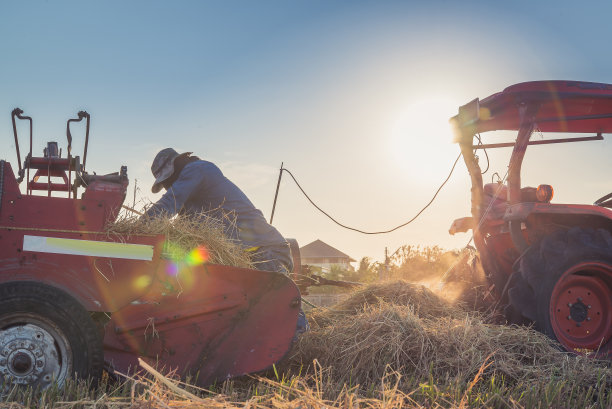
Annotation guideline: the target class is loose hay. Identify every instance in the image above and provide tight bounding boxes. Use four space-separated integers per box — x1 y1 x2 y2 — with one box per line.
106 214 253 268
291 281 611 395
333 280 464 318
307 280 466 329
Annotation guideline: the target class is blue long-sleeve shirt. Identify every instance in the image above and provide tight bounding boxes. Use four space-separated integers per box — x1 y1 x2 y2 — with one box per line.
144 160 287 249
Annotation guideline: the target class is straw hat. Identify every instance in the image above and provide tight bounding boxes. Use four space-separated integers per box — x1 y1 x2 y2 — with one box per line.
150 148 192 193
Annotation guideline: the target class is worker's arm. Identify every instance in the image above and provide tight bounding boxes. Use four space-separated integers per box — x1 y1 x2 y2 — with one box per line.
143 164 205 218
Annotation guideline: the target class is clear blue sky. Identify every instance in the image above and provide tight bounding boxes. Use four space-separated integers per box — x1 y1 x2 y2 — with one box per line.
1 1 611 262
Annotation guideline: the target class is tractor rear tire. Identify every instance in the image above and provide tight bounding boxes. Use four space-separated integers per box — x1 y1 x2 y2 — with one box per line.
503 272 536 325
0 282 104 390
508 227 612 357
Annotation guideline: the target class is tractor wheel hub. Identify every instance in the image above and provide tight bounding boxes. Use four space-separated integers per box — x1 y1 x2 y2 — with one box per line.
0 324 60 387
10 352 33 374
550 265 612 352
569 301 588 323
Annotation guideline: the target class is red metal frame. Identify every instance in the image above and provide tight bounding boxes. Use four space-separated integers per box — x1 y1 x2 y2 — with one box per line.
27 157 73 195
0 157 300 386
451 81 612 280
449 81 612 349
104 263 300 384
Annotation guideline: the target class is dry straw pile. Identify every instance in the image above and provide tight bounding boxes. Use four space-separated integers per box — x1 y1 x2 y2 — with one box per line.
290 281 611 395
106 214 253 268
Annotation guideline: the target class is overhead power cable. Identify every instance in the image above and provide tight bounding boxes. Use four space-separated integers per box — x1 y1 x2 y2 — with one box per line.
278 152 462 235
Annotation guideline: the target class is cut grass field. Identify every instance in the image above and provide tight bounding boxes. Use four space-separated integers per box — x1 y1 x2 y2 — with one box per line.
2 281 610 408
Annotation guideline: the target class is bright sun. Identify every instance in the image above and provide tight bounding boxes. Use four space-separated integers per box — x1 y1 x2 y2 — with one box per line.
389 97 459 177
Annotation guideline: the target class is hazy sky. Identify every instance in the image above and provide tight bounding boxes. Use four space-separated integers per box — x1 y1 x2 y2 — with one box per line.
1 1 610 263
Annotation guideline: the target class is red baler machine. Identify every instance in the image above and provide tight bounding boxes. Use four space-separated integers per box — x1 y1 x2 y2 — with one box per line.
0 109 301 389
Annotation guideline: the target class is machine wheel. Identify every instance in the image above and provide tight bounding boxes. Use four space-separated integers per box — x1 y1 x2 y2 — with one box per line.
0 282 104 390
509 227 612 357
504 272 536 325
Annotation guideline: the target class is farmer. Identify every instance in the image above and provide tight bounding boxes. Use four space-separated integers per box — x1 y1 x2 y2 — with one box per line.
144 148 293 273
143 148 308 333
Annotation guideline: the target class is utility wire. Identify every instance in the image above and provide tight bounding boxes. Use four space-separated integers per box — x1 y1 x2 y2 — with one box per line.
281 152 462 235
475 133 490 174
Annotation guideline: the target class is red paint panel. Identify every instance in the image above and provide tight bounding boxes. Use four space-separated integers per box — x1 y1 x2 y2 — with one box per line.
103 263 300 386
0 228 164 311
0 162 164 311
0 163 125 231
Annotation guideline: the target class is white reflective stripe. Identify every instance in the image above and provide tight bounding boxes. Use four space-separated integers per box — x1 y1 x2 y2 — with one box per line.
23 235 154 261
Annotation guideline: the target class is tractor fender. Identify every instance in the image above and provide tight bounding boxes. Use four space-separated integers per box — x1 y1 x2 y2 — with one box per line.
504 202 612 223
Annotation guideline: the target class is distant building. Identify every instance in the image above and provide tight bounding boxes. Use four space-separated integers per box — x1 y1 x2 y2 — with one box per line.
299 239 356 271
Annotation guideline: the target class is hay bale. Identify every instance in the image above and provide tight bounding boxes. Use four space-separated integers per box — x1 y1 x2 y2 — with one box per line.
106 214 253 268
292 282 611 393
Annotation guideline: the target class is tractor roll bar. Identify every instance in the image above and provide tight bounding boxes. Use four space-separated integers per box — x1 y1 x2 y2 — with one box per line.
506 103 538 253
451 80 612 255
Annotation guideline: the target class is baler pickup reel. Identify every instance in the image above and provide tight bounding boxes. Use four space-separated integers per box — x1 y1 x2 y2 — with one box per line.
11 108 126 198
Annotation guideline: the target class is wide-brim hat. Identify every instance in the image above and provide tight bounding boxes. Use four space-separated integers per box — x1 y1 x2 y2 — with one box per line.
151 148 192 193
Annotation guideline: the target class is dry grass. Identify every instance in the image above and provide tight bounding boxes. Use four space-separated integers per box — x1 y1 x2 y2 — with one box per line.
289 281 611 398
2 282 610 408
326 281 465 319
105 214 253 268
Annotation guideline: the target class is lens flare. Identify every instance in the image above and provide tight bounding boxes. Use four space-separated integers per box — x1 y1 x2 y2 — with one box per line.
133 275 152 290
166 262 179 276
186 246 210 266
160 244 209 291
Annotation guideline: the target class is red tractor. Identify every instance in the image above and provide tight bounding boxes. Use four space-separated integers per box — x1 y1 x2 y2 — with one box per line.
450 81 612 357
0 109 302 389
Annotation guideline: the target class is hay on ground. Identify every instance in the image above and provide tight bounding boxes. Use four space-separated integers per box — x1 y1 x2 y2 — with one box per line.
106 214 253 268
291 281 611 394
308 280 466 329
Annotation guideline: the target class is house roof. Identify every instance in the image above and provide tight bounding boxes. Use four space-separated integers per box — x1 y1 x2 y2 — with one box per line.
299 239 356 262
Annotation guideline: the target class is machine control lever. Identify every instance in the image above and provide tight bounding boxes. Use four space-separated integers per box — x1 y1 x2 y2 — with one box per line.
66 111 91 171
11 107 32 183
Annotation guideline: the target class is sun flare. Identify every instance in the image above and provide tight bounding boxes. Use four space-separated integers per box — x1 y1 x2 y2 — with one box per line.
389 97 458 175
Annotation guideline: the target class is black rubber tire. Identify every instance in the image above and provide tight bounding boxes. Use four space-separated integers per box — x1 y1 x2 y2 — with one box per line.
508 227 612 352
0 282 104 389
504 272 536 325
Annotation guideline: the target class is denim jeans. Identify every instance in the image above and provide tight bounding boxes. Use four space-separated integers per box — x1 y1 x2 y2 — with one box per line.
250 243 294 275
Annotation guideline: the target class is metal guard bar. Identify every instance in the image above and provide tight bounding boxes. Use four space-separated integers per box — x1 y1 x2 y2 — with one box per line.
473 134 603 149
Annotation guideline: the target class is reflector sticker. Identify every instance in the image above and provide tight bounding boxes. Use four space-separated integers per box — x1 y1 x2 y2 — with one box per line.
23 235 154 261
